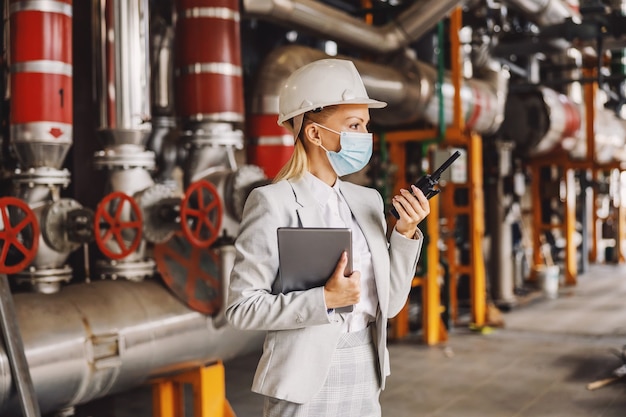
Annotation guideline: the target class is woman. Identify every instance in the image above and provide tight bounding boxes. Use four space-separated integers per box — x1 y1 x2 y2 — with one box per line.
226 58 430 417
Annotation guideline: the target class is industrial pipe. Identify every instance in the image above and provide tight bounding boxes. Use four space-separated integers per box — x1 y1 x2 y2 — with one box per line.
8 0 73 170
243 0 462 55
249 45 508 134
93 0 152 148
0 280 264 415
175 0 244 127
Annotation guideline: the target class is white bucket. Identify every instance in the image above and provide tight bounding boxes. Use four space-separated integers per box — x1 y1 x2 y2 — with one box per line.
536 265 560 299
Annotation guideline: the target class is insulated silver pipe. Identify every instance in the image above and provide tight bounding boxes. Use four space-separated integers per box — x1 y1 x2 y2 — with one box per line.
252 45 507 134
243 0 462 54
0 280 264 416
150 13 175 117
94 0 152 148
0 275 40 417
503 0 579 26
250 46 429 127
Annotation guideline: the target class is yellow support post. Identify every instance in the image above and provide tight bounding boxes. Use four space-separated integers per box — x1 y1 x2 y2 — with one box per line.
588 169 596 262
468 133 486 326
563 167 577 285
615 197 626 263
423 193 447 344
152 361 236 417
387 140 410 340
388 5 488 337
530 163 543 281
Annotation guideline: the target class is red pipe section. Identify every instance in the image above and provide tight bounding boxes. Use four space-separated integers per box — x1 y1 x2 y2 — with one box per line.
560 95 581 139
9 0 73 165
175 0 244 124
247 114 294 178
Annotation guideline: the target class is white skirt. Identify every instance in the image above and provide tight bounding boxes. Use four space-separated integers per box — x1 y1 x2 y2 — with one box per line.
263 326 381 417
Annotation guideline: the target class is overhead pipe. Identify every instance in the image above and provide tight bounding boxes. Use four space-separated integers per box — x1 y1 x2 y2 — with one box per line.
0 280 264 415
250 45 508 135
503 0 579 26
489 0 580 56
499 85 626 162
570 105 626 163
243 0 463 55
500 87 582 155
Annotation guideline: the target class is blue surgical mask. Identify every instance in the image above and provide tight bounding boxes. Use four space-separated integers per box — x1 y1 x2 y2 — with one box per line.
313 123 373 177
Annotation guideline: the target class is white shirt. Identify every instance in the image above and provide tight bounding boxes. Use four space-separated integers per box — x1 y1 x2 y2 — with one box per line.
304 172 377 332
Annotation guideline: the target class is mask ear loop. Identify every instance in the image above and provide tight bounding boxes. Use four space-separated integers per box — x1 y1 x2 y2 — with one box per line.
311 122 339 153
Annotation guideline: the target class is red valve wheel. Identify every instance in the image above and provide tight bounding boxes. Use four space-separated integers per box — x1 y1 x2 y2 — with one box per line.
0 197 40 274
181 180 223 248
154 233 222 315
95 192 143 260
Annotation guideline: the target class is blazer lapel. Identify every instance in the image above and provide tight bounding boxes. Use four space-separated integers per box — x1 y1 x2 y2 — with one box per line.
288 177 325 227
338 182 390 316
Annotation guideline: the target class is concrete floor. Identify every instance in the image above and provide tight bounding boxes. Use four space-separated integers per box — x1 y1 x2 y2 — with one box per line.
75 263 626 417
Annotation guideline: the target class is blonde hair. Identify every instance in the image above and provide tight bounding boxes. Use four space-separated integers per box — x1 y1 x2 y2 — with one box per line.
273 106 338 183
273 138 308 182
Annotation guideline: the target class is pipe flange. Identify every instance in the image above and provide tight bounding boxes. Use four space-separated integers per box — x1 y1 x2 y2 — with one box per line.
97 128 152 149
12 167 71 188
42 199 85 253
182 122 244 149
93 148 156 171
152 116 177 129
14 265 73 294
135 183 182 243
95 258 156 282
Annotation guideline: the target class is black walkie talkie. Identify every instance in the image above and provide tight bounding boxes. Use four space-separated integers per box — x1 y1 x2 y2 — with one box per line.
390 150 462 219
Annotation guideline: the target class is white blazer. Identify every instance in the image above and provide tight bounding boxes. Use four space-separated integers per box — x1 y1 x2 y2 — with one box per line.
226 176 422 403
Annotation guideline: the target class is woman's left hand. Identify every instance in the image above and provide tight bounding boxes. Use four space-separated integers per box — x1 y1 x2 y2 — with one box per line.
391 185 431 239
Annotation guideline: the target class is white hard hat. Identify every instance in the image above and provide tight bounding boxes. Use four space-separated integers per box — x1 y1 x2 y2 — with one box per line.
277 58 387 126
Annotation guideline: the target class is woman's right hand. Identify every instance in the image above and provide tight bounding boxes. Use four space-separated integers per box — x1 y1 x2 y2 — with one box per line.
323 251 361 309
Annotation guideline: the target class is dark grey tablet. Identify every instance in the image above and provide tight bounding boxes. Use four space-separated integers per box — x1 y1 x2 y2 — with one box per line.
277 227 353 311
